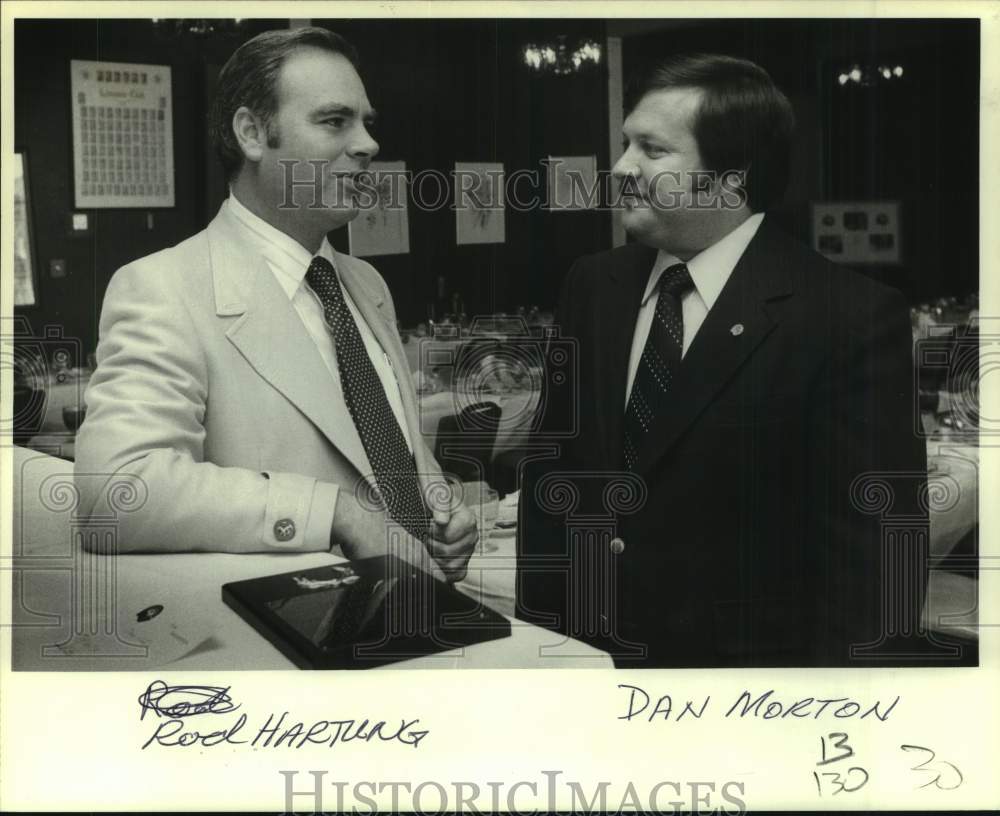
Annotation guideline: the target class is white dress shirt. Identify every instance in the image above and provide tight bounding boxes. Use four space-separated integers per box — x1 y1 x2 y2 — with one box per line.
226 192 414 452
625 213 765 407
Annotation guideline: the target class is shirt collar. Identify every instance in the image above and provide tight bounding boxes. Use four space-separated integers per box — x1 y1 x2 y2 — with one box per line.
225 190 336 294
642 212 765 309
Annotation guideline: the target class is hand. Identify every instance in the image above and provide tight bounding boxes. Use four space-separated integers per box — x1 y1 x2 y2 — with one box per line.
331 488 447 582
427 491 478 582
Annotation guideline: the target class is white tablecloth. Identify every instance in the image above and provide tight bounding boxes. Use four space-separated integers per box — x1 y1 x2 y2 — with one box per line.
10 449 610 671
10 545 610 671
926 438 978 559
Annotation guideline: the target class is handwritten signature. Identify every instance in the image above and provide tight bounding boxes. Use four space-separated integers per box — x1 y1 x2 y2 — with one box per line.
137 680 240 721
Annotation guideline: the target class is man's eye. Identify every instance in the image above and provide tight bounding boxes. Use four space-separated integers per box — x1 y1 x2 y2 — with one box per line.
644 145 667 157
324 118 346 128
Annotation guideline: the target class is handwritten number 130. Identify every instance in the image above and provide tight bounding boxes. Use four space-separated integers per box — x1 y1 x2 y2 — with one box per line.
812 768 869 796
813 733 869 796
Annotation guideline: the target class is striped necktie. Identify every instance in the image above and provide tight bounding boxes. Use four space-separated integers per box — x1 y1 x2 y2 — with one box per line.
623 262 694 471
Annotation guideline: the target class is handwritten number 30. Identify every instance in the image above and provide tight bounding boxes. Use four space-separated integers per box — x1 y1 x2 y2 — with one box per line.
901 745 964 791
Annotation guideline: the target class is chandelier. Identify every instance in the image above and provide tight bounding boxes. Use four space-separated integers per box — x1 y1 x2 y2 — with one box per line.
523 36 602 75
151 19 248 39
837 63 905 87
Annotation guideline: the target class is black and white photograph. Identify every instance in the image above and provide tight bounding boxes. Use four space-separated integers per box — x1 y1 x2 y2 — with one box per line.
2 2 997 812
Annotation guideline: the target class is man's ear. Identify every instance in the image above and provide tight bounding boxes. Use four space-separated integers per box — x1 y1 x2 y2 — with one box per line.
232 106 266 164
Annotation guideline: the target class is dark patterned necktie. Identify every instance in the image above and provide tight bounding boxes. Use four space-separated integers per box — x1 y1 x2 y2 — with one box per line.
623 262 694 471
306 256 431 542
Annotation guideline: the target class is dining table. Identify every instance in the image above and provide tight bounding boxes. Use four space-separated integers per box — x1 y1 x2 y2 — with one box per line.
11 437 978 675
22 368 89 460
10 447 611 671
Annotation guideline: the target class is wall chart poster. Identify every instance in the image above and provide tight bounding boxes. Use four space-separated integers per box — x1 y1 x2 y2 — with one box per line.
70 59 175 208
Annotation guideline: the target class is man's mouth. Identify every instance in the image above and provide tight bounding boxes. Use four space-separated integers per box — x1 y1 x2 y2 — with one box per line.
331 170 368 187
620 190 649 208
330 170 387 209
618 179 647 206
334 172 358 190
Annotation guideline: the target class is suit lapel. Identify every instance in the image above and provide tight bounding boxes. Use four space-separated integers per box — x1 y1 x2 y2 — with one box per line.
207 210 372 478
634 221 796 476
596 245 655 468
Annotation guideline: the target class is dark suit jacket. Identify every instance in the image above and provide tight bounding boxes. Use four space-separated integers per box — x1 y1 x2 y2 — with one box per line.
517 219 929 667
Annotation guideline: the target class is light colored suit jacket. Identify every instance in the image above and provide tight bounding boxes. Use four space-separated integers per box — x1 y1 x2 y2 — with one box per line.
75 204 443 553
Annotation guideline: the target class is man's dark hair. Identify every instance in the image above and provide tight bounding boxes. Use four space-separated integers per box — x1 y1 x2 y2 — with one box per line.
626 53 796 212
210 26 360 180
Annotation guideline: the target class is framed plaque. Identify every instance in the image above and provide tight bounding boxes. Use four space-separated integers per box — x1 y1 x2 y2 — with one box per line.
70 59 175 208
348 160 411 257
455 161 505 245
812 200 901 264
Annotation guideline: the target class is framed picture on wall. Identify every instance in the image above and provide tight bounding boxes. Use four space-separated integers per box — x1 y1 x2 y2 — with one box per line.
13 149 39 307
70 59 176 208
811 200 902 265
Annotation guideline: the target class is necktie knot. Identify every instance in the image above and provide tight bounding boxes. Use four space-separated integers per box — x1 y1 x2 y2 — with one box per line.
306 255 337 290
658 262 693 300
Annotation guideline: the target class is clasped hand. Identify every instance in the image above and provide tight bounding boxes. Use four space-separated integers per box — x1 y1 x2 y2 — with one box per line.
426 487 478 582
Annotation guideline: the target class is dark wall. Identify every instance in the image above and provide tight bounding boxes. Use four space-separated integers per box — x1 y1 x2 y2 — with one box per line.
13 18 283 353
622 18 980 301
14 18 612 348
17 18 972 354
316 19 611 324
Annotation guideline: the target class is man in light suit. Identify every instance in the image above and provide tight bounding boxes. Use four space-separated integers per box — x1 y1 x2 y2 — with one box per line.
518 54 929 666
76 28 476 580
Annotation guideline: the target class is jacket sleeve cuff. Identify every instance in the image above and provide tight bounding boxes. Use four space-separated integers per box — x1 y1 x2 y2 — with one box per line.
308 481 340 552
260 471 339 551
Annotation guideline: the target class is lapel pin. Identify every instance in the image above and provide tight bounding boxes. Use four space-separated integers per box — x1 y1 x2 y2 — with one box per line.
730 323 745 336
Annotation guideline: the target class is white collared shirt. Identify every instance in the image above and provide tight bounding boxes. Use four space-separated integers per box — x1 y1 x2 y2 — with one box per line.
226 192 413 452
625 213 765 407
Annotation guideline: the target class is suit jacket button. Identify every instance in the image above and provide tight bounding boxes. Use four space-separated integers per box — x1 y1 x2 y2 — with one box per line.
274 518 296 541
610 537 625 554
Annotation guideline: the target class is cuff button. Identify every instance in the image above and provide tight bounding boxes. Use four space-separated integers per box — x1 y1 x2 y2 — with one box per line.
274 518 296 541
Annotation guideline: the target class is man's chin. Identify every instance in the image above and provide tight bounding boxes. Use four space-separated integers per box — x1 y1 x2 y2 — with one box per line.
322 204 359 231
620 210 654 241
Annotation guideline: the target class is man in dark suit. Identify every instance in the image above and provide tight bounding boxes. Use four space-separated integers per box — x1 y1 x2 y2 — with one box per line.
517 54 930 667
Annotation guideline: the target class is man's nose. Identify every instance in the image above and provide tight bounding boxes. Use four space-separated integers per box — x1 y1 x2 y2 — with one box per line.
611 150 636 180
349 126 380 162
